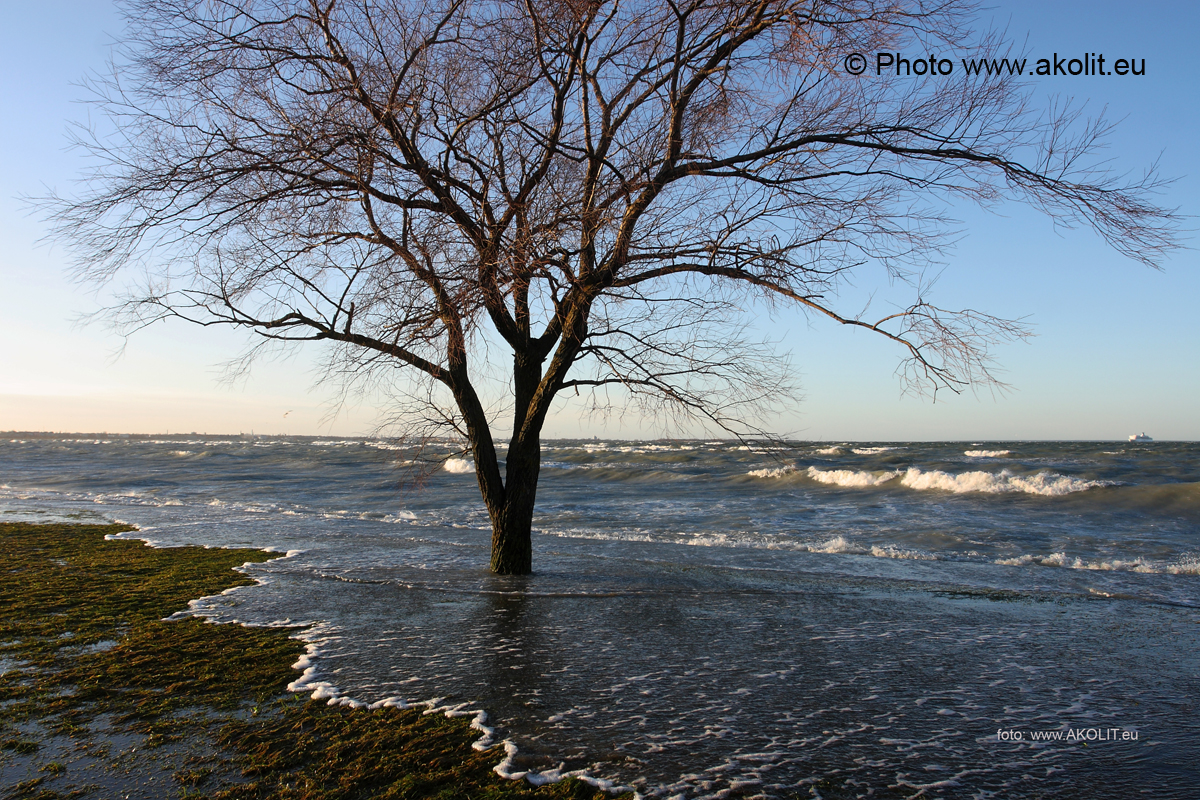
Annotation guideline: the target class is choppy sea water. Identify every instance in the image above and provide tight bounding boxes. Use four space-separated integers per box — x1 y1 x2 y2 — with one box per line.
2 436 1199 798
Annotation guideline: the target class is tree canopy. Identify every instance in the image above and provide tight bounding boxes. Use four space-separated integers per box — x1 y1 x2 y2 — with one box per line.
51 0 1178 573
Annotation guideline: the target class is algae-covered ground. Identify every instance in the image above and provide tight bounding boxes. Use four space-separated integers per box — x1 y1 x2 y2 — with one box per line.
0 523 617 800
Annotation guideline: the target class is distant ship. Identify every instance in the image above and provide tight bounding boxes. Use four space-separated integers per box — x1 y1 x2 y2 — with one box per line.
1128 433 1153 442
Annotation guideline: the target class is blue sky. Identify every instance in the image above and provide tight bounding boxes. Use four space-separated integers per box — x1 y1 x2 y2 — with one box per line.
1 1 1196 440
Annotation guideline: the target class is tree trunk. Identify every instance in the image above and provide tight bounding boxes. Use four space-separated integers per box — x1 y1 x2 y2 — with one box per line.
487 440 540 575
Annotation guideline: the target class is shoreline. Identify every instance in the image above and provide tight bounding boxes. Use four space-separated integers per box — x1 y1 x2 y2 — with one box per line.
4 438 1198 796
0 522 621 799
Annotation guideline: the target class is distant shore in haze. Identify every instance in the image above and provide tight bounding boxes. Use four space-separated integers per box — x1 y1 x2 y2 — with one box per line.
2 430 1184 442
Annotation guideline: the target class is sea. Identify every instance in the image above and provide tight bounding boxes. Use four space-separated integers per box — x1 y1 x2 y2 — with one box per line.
2 435 1198 798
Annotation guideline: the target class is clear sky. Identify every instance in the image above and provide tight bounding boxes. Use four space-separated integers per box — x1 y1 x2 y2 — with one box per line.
1 1 1196 440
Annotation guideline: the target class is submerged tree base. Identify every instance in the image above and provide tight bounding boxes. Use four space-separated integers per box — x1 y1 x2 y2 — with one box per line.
0 522 618 799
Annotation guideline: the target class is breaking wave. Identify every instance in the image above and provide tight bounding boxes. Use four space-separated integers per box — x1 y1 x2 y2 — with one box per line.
805 534 937 561
747 466 797 479
803 466 1111 496
806 466 901 487
995 552 1200 575
442 458 475 474
964 450 1011 458
900 467 1111 495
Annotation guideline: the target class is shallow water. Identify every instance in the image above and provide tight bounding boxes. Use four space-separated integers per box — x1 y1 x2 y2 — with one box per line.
3 436 1198 797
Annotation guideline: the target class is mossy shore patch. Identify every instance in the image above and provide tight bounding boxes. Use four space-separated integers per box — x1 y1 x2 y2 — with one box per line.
0 523 617 800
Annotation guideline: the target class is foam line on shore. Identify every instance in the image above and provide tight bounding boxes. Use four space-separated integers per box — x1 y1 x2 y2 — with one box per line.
287 629 636 794
125 528 637 796
12 517 630 792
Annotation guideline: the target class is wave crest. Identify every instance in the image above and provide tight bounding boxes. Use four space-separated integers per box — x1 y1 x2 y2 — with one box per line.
807 535 936 561
900 467 1109 496
806 467 901 487
442 458 474 474
995 553 1200 575
803 466 1110 496
748 466 797 479
964 450 1011 458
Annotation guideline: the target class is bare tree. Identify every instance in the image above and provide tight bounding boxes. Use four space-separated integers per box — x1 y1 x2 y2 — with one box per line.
50 0 1177 573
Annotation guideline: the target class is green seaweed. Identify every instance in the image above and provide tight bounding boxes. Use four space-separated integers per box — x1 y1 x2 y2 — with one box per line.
0 523 620 799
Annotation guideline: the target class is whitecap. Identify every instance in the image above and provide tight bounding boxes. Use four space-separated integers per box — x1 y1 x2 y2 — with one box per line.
443 458 474 474
807 535 937 561
806 466 901 487
802 465 1109 496
963 450 1011 458
992 552 1198 574
748 466 796 479
809 534 863 554
900 467 1110 496
1167 557 1200 576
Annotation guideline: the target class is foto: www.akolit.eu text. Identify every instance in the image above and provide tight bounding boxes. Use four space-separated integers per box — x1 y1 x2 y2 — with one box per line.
996 727 1139 742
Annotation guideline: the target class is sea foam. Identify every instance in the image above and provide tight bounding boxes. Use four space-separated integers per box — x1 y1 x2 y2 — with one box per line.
899 467 1109 496
443 458 474 474
803 466 1109 496
806 466 901 487
747 466 797 479
807 535 937 561
994 552 1200 575
286 629 631 791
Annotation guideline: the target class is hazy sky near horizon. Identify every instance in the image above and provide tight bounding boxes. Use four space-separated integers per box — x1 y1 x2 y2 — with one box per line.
1 1 1196 440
